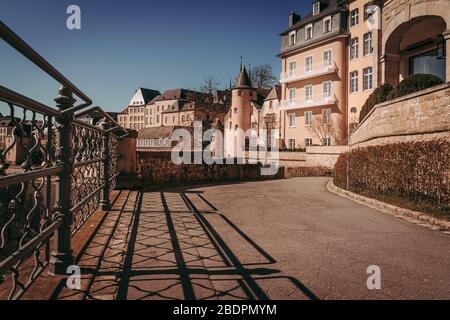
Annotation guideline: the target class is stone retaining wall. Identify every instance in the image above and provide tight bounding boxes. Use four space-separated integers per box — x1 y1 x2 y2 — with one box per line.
350 83 450 149
137 151 284 188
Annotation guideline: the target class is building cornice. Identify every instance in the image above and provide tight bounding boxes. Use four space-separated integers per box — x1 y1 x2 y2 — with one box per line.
278 33 349 58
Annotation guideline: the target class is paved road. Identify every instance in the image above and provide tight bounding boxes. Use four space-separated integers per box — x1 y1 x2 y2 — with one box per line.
55 178 450 300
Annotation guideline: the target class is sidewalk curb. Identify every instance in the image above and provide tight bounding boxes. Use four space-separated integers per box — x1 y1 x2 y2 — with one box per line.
326 179 450 234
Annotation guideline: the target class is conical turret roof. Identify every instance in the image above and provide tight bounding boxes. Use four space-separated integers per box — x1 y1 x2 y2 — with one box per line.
233 65 253 89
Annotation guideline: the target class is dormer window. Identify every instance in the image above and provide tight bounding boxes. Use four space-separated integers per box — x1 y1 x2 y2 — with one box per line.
313 2 320 16
289 31 296 46
323 16 332 33
305 25 313 40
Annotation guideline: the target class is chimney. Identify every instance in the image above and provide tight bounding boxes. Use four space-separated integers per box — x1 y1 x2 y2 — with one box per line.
289 12 301 27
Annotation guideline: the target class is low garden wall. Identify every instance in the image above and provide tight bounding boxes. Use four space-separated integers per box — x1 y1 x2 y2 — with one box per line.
350 83 450 148
135 151 284 188
305 146 349 169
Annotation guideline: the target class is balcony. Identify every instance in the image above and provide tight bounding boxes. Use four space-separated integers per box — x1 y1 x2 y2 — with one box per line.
280 62 338 84
280 94 337 111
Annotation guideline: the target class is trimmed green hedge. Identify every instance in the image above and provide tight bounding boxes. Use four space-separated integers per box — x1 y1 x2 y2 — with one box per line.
388 74 443 100
359 83 393 122
334 139 450 206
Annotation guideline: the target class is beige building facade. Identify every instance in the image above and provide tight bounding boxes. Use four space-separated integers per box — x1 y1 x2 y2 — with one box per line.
278 0 350 149
277 0 390 148
118 88 161 130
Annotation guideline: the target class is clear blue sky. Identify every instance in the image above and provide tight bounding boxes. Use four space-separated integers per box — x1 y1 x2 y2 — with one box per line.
1 0 311 113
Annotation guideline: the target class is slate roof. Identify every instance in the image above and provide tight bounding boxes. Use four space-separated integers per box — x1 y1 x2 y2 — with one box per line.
280 0 346 35
152 88 210 103
140 88 161 104
138 126 184 139
233 65 252 89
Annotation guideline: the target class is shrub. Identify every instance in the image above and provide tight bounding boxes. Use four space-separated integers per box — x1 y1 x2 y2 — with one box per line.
359 83 393 122
389 74 444 100
334 139 450 206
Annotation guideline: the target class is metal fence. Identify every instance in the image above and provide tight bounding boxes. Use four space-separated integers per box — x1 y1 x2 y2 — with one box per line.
0 20 127 299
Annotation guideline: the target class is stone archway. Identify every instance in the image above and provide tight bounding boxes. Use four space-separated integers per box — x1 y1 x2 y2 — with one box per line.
381 0 450 86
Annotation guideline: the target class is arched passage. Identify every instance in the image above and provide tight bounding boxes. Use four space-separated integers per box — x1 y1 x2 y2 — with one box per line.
383 15 447 86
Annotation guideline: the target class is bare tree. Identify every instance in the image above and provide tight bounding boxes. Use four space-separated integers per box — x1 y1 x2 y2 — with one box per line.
256 112 279 149
307 116 346 146
249 64 277 89
200 75 221 95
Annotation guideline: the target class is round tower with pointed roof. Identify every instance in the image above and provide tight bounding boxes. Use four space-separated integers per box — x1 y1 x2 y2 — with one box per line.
230 64 256 132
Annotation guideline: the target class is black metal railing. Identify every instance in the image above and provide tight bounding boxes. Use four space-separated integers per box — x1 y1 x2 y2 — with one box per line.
0 20 127 299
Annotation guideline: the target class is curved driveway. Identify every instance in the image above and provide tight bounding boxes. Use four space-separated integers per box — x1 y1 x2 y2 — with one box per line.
184 177 450 300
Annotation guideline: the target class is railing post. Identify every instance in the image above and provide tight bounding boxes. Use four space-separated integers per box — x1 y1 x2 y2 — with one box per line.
100 120 111 211
49 86 75 275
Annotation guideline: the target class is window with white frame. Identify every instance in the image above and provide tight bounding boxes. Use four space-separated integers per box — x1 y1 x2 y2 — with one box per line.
364 3 372 21
363 67 373 90
322 137 331 146
304 137 313 147
323 16 332 33
323 81 332 100
305 25 313 40
350 71 359 93
323 108 331 124
289 61 297 76
289 31 296 46
313 2 320 15
323 50 332 68
289 88 296 103
363 32 373 56
305 85 313 102
304 111 312 126
289 113 296 127
288 139 296 150
305 56 313 73
351 9 359 27
351 37 359 60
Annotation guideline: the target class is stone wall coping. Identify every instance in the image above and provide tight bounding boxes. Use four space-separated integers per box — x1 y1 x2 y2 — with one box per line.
354 82 450 134
306 146 349 155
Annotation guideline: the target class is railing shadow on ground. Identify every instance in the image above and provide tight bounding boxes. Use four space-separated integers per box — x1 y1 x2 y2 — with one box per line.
49 188 319 300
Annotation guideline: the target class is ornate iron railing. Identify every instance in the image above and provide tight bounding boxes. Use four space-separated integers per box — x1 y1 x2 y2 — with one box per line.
0 20 127 299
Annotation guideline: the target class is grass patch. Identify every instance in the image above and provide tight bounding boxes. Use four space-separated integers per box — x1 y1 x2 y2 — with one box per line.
349 188 450 222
